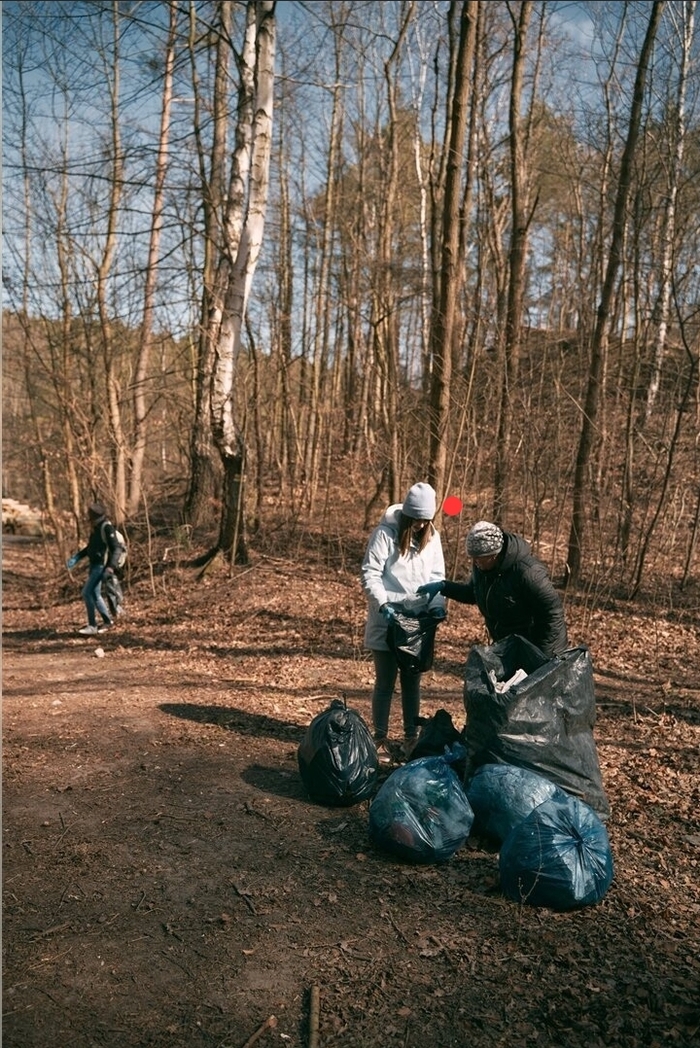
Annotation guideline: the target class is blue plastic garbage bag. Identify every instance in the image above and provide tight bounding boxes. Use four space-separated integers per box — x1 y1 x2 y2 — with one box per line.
463 636 610 820
467 763 569 844
368 746 474 864
298 699 379 807
499 794 614 910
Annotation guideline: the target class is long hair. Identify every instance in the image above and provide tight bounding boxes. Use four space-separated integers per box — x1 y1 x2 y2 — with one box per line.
398 512 435 556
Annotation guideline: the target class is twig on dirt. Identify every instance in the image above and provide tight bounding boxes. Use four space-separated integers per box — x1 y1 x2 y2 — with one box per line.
27 921 71 941
240 1014 277 1048
233 882 257 914
244 801 271 821
53 813 70 849
385 909 409 944
309 985 320 1048
160 950 192 977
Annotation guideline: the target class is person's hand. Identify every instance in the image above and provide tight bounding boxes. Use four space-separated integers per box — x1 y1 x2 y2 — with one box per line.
380 603 397 623
416 580 444 601
66 553 80 570
103 566 114 576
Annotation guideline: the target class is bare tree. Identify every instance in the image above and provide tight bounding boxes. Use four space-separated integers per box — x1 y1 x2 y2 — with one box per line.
644 0 695 421
183 0 233 529
492 0 537 521
566 0 665 586
127 2 177 519
207 0 276 568
428 0 479 502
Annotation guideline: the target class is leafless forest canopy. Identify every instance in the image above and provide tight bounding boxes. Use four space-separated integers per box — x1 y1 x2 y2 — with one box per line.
2 1 699 607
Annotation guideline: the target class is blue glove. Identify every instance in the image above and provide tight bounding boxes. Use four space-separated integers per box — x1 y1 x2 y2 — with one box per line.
66 553 80 570
416 580 444 601
380 603 397 623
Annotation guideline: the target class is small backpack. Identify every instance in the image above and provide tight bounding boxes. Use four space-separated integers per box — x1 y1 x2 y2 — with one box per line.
101 521 128 569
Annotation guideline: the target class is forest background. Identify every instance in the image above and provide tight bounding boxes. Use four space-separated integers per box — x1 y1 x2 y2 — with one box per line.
3 7 700 1045
2 0 699 606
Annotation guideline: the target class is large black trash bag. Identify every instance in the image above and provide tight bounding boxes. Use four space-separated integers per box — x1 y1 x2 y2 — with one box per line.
386 608 442 673
499 794 614 910
463 636 610 820
297 699 379 806
368 746 474 864
466 763 569 844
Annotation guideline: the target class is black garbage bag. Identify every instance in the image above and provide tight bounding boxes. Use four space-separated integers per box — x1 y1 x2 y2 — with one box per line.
466 763 569 844
387 609 442 673
368 745 474 864
499 794 614 910
408 709 467 780
297 699 379 807
463 636 610 820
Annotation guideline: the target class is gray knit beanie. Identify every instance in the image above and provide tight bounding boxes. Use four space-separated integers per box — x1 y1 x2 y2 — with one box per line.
466 520 503 557
402 482 437 520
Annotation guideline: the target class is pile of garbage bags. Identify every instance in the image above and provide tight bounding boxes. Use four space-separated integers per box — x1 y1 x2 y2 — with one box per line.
463 636 610 820
296 637 614 910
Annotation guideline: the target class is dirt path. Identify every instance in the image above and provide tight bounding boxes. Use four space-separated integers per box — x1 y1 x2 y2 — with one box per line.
3 538 700 1047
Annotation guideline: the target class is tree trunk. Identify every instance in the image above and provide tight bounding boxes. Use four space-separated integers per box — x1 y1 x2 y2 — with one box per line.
428 0 478 500
566 1 664 585
644 0 693 422
493 0 535 522
183 1 233 528
97 4 128 523
209 0 276 567
128 2 176 519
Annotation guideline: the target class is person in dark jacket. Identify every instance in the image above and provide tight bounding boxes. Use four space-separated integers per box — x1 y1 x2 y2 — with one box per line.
418 520 568 657
67 502 122 635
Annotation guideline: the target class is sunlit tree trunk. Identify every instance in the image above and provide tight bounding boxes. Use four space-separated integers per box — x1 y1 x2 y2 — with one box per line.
184 0 233 529
127 2 176 519
644 0 694 421
376 4 416 504
209 0 276 567
493 0 536 522
301 8 346 512
566 0 664 585
13 43 71 552
428 0 478 502
95 2 128 523
271 74 298 498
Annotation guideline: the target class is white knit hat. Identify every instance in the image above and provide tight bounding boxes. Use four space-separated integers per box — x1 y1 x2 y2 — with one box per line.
466 520 504 557
402 482 437 520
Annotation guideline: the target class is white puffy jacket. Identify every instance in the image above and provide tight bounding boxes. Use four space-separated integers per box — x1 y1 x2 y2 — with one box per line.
361 504 446 650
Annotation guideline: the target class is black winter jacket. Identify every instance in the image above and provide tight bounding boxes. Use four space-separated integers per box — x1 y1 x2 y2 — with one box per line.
77 516 121 570
442 531 568 656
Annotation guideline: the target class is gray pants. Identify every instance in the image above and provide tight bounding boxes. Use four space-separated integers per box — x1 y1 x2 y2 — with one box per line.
371 649 421 741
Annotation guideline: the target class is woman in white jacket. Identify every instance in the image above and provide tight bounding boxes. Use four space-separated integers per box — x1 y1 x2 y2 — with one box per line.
361 482 446 759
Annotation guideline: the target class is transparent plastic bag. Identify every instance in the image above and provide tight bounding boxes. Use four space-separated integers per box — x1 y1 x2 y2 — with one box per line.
368 746 473 864
466 763 568 844
499 794 614 910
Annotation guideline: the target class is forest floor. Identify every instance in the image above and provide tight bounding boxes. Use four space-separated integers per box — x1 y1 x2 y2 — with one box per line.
2 528 700 1048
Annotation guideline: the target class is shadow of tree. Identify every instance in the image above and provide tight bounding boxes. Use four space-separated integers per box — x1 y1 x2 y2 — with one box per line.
160 701 306 743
